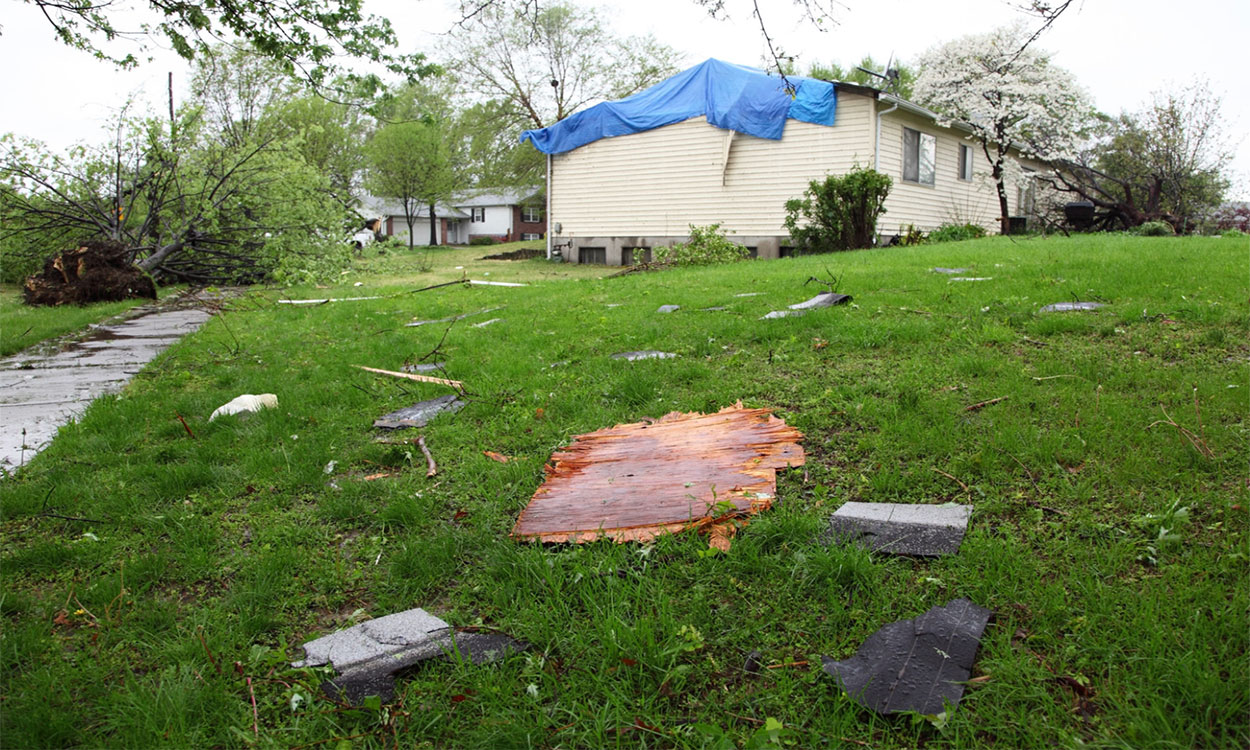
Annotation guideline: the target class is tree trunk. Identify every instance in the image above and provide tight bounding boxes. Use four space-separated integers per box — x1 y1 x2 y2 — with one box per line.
136 240 185 274
428 203 438 247
994 165 1011 235
406 217 415 251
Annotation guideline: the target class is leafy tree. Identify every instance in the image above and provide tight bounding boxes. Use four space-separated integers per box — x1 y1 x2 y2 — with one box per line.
20 0 434 99
1043 83 1234 232
366 86 467 249
807 55 916 99
440 1 682 186
913 24 1092 234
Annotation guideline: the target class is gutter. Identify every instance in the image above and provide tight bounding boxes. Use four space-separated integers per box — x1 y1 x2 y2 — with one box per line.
874 93 899 172
545 153 553 260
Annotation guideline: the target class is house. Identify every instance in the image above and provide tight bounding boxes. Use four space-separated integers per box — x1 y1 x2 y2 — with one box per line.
520 59 1046 265
360 188 546 247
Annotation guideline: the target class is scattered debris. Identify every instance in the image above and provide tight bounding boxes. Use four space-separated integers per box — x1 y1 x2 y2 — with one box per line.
821 598 992 716
605 303 623 308
824 502 972 557
209 393 278 421
700 306 728 311
761 310 804 319
292 608 528 704
402 362 446 374
373 394 464 429
278 296 382 305
471 318 502 328
468 280 527 287
354 365 463 389
657 305 681 313
789 292 852 310
950 277 993 282
511 402 804 547
931 267 970 274
611 351 677 361
744 650 764 675
483 450 514 463
480 248 544 260
417 435 437 477
362 472 398 481
734 292 763 297
407 306 503 327
1039 302 1106 313
23 240 157 306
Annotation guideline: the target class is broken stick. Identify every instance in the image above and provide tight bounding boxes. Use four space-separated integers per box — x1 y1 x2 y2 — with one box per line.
417 435 437 477
964 395 1009 412
354 365 463 389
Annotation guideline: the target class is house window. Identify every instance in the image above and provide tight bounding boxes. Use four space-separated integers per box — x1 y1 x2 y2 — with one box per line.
521 205 542 223
1017 167 1038 217
521 233 541 241
471 207 486 222
958 144 973 181
903 127 936 186
579 247 606 265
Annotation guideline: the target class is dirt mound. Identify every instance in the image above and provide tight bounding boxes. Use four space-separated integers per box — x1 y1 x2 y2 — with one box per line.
479 248 544 261
23 240 157 306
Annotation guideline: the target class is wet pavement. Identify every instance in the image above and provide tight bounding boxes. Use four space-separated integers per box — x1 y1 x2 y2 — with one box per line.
0 306 212 471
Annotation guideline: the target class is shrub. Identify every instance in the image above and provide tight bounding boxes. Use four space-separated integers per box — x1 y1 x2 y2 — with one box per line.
653 224 750 266
1135 221 1175 236
1221 228 1247 238
1208 201 1249 232
469 236 497 246
896 224 926 246
784 168 892 252
927 222 987 243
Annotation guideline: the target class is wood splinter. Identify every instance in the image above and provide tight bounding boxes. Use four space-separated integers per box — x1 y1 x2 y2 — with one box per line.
417 434 437 477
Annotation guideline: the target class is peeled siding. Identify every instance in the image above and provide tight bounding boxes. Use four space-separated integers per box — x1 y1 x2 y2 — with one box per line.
551 93 875 238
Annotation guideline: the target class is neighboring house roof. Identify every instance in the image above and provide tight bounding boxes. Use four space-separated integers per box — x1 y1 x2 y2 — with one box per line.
454 187 542 208
520 58 838 155
358 194 468 220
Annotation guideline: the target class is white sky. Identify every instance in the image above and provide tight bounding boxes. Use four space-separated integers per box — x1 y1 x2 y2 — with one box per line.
1 0 1246 198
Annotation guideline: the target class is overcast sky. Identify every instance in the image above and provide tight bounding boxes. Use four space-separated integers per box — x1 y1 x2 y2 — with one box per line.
1 0 1246 198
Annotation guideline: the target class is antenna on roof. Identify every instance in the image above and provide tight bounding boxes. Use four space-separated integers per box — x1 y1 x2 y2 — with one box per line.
857 53 901 93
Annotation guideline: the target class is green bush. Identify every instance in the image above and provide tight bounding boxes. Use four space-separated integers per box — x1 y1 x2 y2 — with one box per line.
784 167 892 252
1135 220 1175 236
897 224 925 246
653 224 750 266
469 236 497 246
927 222 987 243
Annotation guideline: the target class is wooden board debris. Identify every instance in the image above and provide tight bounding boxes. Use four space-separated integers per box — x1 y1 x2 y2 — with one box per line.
512 402 805 545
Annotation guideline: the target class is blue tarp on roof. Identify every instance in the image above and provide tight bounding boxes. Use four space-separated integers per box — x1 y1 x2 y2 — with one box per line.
519 59 837 155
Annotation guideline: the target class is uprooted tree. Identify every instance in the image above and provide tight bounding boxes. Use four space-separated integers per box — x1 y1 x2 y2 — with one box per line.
1040 82 1234 232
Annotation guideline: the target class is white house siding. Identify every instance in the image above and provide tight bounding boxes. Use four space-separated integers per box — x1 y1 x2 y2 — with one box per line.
875 105 1040 233
389 218 443 247
550 92 876 261
466 205 513 239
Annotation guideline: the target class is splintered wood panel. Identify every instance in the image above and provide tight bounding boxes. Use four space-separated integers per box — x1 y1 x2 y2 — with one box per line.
512 403 805 544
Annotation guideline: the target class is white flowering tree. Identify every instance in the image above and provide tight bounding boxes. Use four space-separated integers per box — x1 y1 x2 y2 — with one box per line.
914 24 1092 233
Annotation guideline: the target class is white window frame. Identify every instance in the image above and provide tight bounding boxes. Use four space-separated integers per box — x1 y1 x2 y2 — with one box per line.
521 205 542 223
903 127 936 186
958 144 973 181
471 207 486 222
521 233 541 241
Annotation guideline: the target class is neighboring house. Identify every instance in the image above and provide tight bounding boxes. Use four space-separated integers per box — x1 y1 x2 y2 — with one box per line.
521 58 1047 265
359 188 546 247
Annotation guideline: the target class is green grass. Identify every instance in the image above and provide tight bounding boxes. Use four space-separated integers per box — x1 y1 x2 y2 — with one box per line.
1 234 1246 748
0 285 163 358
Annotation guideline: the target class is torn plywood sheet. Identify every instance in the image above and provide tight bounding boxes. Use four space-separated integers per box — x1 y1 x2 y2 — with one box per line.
512 402 804 545
822 598 991 716
1040 301 1106 313
293 608 527 704
824 502 972 557
374 394 464 429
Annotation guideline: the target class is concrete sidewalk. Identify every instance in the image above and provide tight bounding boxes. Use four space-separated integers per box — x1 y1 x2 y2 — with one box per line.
0 305 212 471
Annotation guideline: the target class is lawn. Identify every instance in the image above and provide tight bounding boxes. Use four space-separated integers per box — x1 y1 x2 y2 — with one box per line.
1 234 1246 748
0 286 162 358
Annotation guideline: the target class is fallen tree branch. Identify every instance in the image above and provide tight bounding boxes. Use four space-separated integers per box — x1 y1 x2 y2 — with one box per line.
932 467 969 493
